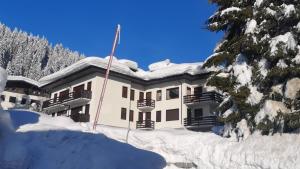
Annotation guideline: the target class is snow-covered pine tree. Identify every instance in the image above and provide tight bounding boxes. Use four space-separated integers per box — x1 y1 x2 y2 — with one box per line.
0 22 84 80
205 0 300 136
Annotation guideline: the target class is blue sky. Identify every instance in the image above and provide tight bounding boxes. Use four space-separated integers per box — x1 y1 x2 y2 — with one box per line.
0 0 222 69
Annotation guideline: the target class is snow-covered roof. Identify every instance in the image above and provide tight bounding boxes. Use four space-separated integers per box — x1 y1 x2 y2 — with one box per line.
7 76 41 87
39 57 209 86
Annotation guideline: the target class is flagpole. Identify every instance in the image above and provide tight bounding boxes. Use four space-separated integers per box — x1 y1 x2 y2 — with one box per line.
93 24 121 130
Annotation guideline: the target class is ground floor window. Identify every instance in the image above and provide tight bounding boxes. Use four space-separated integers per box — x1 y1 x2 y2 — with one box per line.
129 110 134 122
1 95 5 101
21 98 27 105
166 109 179 121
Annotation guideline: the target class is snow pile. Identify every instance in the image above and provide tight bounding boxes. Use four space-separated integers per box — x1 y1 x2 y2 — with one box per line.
7 76 41 87
10 110 165 169
245 19 257 34
39 57 208 85
220 7 241 16
270 32 297 55
148 59 172 72
9 109 300 169
233 54 252 86
255 100 291 123
118 59 139 71
0 68 30 169
284 78 300 100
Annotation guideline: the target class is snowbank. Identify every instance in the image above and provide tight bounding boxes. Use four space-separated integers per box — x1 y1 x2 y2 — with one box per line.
39 56 208 85
11 110 300 169
10 110 166 169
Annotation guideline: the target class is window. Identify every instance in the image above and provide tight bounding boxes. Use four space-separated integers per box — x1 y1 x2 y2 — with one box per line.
87 81 92 91
129 110 134 122
122 86 128 98
1 95 5 101
156 111 161 122
138 112 143 121
156 90 162 101
85 104 90 115
166 109 179 121
21 98 27 105
9 96 16 103
130 89 135 101
166 87 179 100
187 87 191 95
121 108 127 120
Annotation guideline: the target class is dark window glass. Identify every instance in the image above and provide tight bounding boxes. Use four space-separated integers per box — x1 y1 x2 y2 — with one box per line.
1 95 5 101
129 110 134 122
156 111 161 122
9 97 16 103
121 108 127 120
122 86 128 98
21 98 27 105
130 89 135 101
166 109 179 121
194 87 203 95
166 87 179 100
156 90 162 101
85 104 90 115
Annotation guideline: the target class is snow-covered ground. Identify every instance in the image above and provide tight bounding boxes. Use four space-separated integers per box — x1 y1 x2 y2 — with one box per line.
6 110 300 169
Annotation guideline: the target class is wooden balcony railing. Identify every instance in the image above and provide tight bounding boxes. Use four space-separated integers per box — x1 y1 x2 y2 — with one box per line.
42 90 92 109
137 99 155 109
183 92 223 104
136 120 155 129
184 116 222 127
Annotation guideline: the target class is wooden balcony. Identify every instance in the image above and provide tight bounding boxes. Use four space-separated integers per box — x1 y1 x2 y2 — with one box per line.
137 99 155 112
42 90 92 113
136 120 155 130
184 116 222 129
183 92 223 105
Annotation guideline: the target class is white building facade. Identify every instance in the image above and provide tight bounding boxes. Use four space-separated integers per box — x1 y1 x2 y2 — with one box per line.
40 58 223 130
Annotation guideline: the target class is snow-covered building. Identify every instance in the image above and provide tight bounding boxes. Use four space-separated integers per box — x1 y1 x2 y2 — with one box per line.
1 76 49 110
39 57 223 130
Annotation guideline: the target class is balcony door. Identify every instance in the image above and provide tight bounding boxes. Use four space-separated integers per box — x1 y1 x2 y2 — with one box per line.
145 112 152 128
59 89 69 102
73 84 84 98
146 92 152 106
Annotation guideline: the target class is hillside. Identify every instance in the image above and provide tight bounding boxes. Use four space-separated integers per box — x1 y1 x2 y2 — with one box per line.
0 23 84 80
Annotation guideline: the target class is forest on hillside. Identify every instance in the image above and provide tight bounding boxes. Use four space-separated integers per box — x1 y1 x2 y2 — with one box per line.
0 23 84 80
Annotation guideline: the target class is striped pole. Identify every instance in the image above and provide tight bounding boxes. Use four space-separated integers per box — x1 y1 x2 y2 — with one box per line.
93 24 121 130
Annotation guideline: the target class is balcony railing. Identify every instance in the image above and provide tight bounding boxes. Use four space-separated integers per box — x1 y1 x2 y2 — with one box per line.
137 99 155 109
296 100 300 110
183 92 223 104
184 116 222 127
71 113 90 122
42 90 92 109
136 120 155 129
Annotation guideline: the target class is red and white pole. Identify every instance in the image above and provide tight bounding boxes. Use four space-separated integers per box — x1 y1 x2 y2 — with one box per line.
93 24 121 130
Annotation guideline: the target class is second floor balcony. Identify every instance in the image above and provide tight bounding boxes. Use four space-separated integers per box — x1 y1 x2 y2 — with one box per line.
42 90 92 112
137 99 155 112
183 91 223 105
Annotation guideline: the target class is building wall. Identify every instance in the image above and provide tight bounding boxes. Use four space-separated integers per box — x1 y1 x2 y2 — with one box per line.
45 73 217 129
1 91 48 110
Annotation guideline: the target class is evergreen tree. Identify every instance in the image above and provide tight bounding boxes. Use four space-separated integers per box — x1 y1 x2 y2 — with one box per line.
205 0 300 136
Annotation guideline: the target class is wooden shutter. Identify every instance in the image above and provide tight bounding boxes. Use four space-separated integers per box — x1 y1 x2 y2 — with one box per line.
85 104 90 115
139 92 144 100
129 110 134 122
138 112 143 121
122 86 128 98
130 89 135 101
87 82 92 91
156 111 161 122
